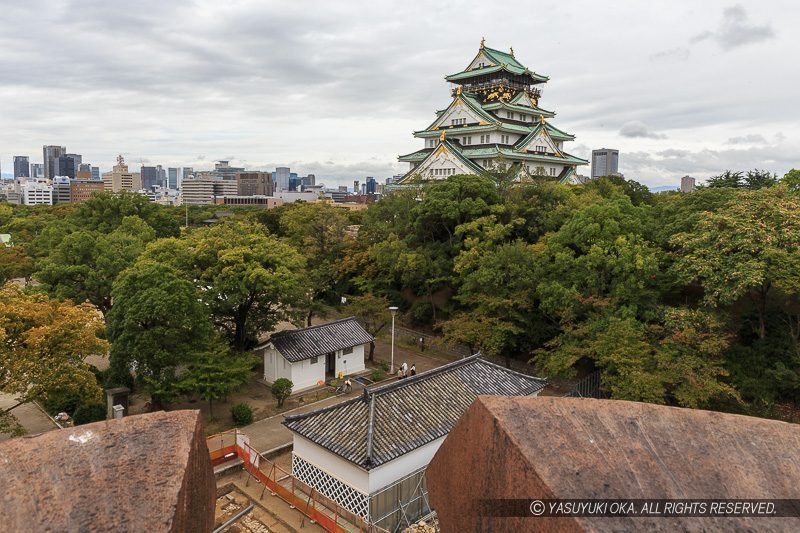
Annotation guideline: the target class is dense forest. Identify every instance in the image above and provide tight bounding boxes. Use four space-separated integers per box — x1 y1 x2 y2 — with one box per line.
2 167 800 424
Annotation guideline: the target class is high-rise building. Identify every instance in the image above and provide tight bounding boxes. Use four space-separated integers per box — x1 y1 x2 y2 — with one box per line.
22 181 53 205
681 175 696 193
300 174 316 190
168 168 179 189
13 156 30 178
31 163 44 178
56 155 76 179
103 155 141 192
42 145 66 180
182 176 238 205
590 148 619 178
273 167 290 192
398 40 587 183
141 166 159 190
353 180 359 193
366 176 377 194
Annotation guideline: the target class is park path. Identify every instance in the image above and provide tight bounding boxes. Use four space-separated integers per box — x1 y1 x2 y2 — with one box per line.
241 338 454 453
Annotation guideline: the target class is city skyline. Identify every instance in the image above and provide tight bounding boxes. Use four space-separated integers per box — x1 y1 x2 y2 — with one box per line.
0 1 797 187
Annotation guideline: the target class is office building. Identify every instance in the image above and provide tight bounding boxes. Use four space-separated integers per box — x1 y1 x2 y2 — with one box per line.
301 174 316 190
141 166 159 190
56 155 76 179
52 176 72 204
236 172 273 197
168 168 179 189
71 179 106 203
43 145 66 180
22 181 53 205
398 40 587 183
591 148 619 178
13 156 30 178
365 177 376 194
181 176 238 205
30 163 44 178
103 155 141 192
273 167 290 192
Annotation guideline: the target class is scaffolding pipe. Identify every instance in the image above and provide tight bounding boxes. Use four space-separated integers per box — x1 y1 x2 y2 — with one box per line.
212 503 254 533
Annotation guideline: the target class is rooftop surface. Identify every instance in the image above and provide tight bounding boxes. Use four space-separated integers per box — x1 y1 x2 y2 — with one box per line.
265 316 373 362
427 396 800 532
284 355 546 469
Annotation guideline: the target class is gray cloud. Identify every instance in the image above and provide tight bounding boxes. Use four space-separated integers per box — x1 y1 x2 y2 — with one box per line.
691 5 774 50
726 134 767 144
649 47 690 61
619 121 667 139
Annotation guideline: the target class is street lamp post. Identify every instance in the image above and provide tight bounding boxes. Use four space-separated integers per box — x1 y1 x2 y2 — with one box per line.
389 306 399 375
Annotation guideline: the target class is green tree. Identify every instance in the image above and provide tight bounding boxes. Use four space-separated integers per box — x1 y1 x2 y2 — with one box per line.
280 203 351 325
141 219 307 351
36 216 157 317
342 294 391 361
107 262 219 409
743 169 778 190
183 345 253 417
781 168 800 192
71 191 180 238
705 170 743 188
671 188 800 340
271 378 293 408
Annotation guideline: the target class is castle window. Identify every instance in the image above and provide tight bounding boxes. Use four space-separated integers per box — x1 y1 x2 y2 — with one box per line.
550 167 557 176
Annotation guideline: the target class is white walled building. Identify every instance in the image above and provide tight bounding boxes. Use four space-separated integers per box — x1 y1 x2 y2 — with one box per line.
399 40 587 183
257 317 373 393
283 356 547 531
22 180 54 205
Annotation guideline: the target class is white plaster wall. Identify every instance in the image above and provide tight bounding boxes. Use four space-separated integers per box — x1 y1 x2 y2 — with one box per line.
435 105 481 129
335 344 366 376
367 436 446 493
262 347 277 382
290 358 325 392
293 435 370 493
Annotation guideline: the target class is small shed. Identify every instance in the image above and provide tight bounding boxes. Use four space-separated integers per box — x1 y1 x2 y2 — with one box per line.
257 317 373 392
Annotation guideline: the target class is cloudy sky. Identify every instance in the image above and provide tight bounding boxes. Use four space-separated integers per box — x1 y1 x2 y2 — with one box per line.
0 0 796 188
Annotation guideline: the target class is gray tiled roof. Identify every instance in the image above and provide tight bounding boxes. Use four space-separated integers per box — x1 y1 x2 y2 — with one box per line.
283 355 546 469
267 317 374 363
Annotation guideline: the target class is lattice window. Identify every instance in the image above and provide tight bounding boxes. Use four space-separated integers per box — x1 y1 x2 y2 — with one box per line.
292 454 370 520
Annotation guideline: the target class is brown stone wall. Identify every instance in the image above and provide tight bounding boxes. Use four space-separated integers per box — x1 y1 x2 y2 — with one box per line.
0 410 215 532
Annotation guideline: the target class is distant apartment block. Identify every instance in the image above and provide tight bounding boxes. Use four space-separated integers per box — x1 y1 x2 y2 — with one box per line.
236 172 273 196
22 181 53 205
182 176 238 205
591 148 619 178
681 175 696 193
13 156 29 178
71 179 105 203
52 176 72 204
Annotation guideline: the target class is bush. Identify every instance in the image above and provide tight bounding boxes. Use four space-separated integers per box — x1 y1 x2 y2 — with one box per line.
41 389 82 416
73 403 107 425
372 369 386 382
231 402 253 426
272 378 293 408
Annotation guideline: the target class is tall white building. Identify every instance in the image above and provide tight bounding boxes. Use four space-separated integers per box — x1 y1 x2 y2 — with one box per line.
399 40 587 183
591 148 619 178
22 180 53 205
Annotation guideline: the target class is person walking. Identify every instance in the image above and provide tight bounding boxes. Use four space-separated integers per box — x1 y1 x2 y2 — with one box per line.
410 364 416 376
400 362 408 378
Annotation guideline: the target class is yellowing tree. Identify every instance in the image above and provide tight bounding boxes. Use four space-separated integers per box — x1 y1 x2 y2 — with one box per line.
0 284 107 412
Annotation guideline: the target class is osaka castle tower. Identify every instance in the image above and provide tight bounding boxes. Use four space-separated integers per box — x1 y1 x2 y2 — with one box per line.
398 39 587 183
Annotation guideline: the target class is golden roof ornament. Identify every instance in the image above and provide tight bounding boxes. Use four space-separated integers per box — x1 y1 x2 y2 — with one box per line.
539 115 545 124
456 85 462 95
439 130 446 142
480 37 485 49
510 46 515 56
